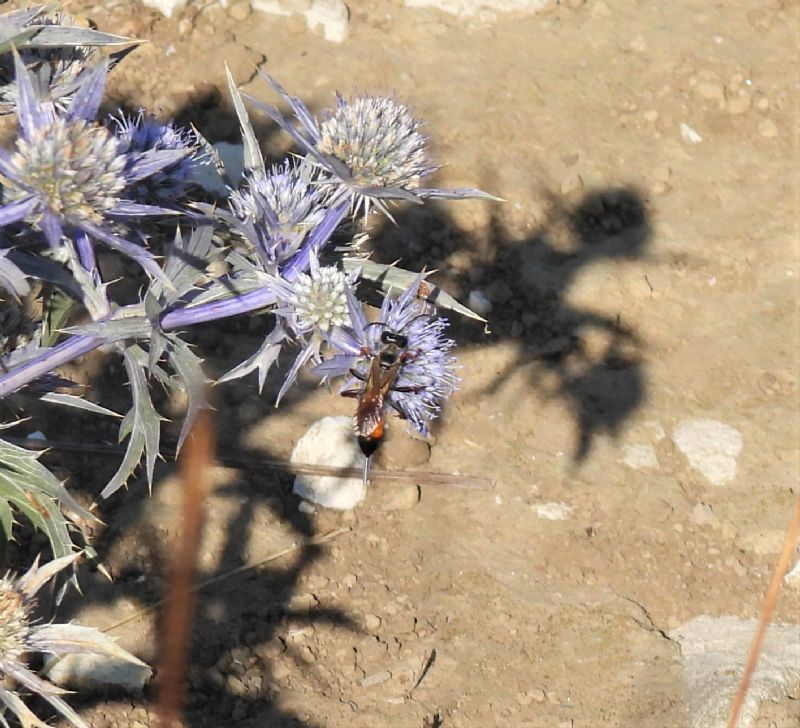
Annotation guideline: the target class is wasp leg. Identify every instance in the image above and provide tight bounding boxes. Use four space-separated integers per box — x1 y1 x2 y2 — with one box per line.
341 388 363 399
349 368 367 382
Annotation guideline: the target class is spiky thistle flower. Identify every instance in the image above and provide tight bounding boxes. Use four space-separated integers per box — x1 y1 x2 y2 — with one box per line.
0 554 149 728
0 52 192 283
220 256 353 403
225 159 331 271
313 274 458 436
111 110 207 206
244 73 498 219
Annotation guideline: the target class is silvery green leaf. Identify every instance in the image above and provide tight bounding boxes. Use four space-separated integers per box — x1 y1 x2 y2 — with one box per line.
0 250 30 298
176 270 269 308
226 63 265 179
31 624 149 666
161 224 215 301
342 258 487 322
0 438 94 561
38 393 121 418
218 323 286 392
0 25 39 55
4 250 84 300
101 348 163 498
23 26 134 47
165 336 210 452
126 343 174 390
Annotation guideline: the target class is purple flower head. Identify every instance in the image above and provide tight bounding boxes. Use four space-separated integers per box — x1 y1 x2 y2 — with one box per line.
227 159 331 271
0 53 192 283
314 274 458 436
111 110 207 206
247 73 499 220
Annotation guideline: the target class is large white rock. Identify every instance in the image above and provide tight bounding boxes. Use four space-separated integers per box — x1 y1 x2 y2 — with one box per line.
291 416 367 509
669 615 800 728
44 653 152 693
252 0 350 43
672 418 742 486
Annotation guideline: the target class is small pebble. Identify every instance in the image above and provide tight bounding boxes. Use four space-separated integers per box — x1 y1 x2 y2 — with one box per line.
560 173 583 195
629 35 647 53
758 118 778 137
690 502 718 528
680 123 703 144
693 81 725 102
725 91 751 115
364 614 382 631
228 2 251 20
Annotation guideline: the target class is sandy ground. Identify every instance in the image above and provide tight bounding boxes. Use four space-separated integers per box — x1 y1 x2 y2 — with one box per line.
6 0 800 726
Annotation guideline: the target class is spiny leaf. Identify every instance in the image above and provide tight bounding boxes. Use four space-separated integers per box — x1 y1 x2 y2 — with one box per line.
100 347 163 498
0 439 94 561
165 336 210 453
38 393 121 418
226 63 265 179
342 258 487 322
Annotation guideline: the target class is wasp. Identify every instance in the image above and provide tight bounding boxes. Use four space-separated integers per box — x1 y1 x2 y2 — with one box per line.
343 326 421 480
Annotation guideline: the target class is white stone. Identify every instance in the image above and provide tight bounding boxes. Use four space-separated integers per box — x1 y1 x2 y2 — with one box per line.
467 289 492 315
621 443 659 470
140 0 187 18
672 418 742 486
291 416 366 509
669 615 800 728
679 122 703 144
404 0 550 18
252 0 350 43
533 502 573 520
44 653 152 693
306 0 350 42
784 559 800 589
187 142 244 197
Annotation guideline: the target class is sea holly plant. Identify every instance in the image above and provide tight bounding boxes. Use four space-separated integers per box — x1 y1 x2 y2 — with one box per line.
0 9 498 720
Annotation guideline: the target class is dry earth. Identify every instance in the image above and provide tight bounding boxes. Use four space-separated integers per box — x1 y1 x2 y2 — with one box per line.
5 0 800 726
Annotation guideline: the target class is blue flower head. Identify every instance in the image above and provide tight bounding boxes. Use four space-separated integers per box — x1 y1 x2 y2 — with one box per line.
246 73 498 220
0 53 195 282
315 274 458 436
227 159 330 271
111 110 207 206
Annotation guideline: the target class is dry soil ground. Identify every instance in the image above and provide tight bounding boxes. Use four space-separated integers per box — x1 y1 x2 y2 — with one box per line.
7 0 800 726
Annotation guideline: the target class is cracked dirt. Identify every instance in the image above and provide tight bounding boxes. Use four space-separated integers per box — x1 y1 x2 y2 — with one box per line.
4 0 798 726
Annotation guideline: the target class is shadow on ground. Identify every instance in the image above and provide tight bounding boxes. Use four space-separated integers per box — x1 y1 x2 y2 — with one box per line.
367 185 651 461
3 86 651 727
